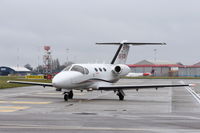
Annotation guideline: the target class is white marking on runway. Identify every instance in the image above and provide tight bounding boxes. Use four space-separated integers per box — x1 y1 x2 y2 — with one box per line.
180 81 200 104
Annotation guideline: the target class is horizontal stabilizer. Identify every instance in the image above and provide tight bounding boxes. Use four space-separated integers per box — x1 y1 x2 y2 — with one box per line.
96 42 166 46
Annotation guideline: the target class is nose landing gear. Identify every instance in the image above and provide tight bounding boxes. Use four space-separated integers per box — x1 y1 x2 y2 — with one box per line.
64 90 73 101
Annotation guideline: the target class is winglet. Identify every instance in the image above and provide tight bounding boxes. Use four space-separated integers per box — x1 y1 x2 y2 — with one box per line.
189 84 196 87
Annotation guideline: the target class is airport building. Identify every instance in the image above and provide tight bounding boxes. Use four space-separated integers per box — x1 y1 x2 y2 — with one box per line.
128 60 200 77
178 63 200 77
0 66 31 76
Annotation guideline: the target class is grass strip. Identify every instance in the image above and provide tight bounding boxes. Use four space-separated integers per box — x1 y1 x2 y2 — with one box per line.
0 76 51 89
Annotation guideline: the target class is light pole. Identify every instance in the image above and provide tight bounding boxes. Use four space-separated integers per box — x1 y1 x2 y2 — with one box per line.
154 49 157 62
66 48 69 65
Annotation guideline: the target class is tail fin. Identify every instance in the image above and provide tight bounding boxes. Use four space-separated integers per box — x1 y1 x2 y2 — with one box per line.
110 43 130 64
96 40 166 64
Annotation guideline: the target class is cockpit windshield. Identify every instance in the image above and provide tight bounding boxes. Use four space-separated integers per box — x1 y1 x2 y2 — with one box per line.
63 65 72 71
70 65 85 74
63 65 89 74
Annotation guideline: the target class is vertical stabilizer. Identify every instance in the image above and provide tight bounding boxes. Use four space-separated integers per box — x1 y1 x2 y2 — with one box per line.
111 43 130 64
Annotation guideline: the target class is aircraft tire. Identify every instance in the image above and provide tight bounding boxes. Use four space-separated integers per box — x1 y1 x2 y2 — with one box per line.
117 92 124 100
64 94 69 101
119 95 124 100
68 91 73 99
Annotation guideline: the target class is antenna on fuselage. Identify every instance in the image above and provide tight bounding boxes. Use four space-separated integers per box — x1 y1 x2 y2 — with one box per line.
96 40 166 64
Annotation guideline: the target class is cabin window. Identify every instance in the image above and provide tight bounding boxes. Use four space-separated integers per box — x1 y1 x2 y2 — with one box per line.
95 68 98 72
99 68 102 72
103 68 107 71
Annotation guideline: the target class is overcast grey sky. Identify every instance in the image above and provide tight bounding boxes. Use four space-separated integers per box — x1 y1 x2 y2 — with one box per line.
0 0 200 67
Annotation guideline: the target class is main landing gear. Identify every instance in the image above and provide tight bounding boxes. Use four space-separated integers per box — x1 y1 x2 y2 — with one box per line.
116 89 125 101
63 90 125 101
63 90 73 101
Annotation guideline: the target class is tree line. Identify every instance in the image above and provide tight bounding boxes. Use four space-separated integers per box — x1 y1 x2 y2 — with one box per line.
24 58 73 74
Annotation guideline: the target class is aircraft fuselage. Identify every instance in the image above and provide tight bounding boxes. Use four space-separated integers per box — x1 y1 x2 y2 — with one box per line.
52 64 130 90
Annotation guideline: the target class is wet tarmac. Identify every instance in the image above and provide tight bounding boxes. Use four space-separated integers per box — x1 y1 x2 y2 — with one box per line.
0 79 200 133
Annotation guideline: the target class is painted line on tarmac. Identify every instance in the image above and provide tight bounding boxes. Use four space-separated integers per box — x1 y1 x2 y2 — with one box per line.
0 101 51 104
180 81 200 104
185 86 200 104
0 106 29 112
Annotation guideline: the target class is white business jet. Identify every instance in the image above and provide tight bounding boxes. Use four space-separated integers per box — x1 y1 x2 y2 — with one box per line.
8 41 192 101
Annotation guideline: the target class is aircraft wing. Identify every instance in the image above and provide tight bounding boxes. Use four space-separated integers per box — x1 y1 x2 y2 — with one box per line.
7 80 53 87
98 84 193 90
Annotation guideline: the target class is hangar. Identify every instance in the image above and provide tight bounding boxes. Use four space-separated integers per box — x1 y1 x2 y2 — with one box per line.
0 66 31 76
128 60 180 77
128 60 200 77
179 63 200 77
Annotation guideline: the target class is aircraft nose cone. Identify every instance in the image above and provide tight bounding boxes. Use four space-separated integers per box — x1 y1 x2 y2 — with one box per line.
52 72 70 88
52 71 83 89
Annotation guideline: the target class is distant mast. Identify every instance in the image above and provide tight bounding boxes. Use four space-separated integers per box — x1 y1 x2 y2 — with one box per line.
43 46 52 74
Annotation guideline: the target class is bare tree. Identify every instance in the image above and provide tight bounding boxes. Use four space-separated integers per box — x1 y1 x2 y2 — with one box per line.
24 64 33 71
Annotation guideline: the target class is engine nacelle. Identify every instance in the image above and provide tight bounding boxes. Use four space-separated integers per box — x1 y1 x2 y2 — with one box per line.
112 64 130 76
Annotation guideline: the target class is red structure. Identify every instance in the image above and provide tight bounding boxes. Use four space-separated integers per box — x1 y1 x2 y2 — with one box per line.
43 46 52 74
44 46 50 51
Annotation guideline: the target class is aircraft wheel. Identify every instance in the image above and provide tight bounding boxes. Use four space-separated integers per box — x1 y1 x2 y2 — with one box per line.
68 91 73 99
119 94 124 101
64 94 69 101
117 92 124 101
